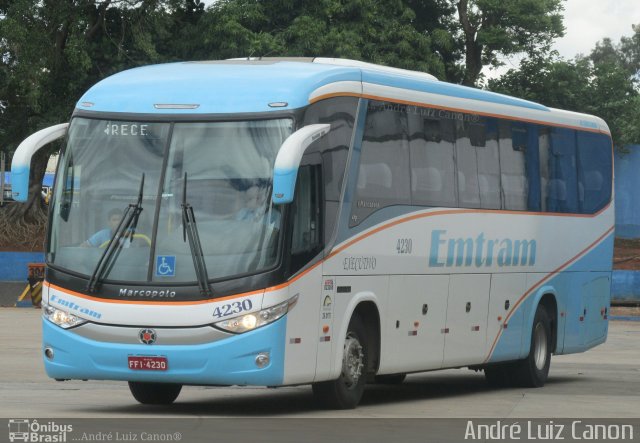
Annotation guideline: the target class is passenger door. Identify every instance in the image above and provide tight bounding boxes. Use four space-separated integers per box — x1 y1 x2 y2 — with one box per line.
283 159 325 384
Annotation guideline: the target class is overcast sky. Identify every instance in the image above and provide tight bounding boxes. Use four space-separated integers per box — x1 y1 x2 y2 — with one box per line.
554 0 639 58
486 0 640 77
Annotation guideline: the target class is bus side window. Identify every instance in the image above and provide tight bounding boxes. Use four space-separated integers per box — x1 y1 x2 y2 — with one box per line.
303 96 358 246
576 131 612 214
547 127 578 213
290 164 323 275
455 119 484 208
477 119 501 209
409 113 457 208
350 101 410 227
499 121 529 211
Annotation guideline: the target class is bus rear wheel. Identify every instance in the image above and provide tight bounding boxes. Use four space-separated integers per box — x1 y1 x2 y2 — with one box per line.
515 305 552 387
128 381 182 405
312 315 368 409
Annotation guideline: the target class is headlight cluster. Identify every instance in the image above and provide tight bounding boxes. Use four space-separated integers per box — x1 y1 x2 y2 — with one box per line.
214 295 298 334
43 303 87 329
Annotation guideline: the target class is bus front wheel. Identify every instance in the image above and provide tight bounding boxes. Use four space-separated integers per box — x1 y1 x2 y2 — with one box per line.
312 315 368 409
128 381 182 405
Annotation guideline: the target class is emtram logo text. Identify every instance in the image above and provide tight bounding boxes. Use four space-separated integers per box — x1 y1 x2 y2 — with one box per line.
429 229 536 268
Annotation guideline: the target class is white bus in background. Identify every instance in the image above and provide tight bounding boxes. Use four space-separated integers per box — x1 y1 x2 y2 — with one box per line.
12 58 613 409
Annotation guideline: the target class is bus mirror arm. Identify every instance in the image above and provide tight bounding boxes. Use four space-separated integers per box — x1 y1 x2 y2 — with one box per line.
11 123 69 202
272 124 330 204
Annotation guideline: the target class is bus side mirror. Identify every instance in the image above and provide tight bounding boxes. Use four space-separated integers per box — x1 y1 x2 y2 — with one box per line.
272 124 330 205
11 123 68 202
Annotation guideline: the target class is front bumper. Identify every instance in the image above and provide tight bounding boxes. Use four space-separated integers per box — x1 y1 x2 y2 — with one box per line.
42 316 286 386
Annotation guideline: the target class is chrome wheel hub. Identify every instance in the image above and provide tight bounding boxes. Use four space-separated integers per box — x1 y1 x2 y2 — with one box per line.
533 323 548 370
342 333 364 389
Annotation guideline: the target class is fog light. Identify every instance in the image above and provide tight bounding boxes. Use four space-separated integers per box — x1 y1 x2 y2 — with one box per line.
44 347 54 360
255 352 270 368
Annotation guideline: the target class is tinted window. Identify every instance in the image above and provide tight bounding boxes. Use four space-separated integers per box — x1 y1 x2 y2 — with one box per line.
290 164 323 275
455 120 482 208
477 119 501 209
303 97 358 240
546 128 579 213
499 121 529 210
577 132 612 213
539 127 551 211
351 102 411 226
408 112 456 207
347 100 611 220
303 97 358 202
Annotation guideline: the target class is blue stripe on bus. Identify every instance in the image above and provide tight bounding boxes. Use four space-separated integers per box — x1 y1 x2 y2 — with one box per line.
42 315 287 386
489 233 614 362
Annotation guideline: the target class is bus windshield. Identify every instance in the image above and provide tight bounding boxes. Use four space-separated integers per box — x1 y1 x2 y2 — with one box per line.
48 117 293 284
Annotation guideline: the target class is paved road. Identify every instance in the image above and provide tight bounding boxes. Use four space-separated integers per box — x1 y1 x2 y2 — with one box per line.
1 308 639 419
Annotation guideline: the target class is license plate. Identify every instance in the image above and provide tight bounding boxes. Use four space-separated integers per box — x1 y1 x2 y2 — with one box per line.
128 356 168 371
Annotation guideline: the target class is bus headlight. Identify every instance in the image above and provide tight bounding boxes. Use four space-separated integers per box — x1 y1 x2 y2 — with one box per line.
43 303 87 329
214 294 298 334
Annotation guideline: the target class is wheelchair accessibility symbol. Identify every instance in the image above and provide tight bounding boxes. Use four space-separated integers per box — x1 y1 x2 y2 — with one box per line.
155 255 176 277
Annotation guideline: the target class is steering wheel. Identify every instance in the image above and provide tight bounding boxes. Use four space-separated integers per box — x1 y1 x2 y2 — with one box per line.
99 233 152 248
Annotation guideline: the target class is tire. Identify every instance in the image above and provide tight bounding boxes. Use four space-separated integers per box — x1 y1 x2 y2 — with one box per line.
514 305 552 387
374 373 406 384
128 381 182 405
312 315 368 409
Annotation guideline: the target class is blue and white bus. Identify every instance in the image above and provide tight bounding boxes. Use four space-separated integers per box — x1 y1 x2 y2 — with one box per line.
12 58 614 409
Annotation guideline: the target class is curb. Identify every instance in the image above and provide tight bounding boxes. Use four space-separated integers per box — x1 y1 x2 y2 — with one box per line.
610 315 640 322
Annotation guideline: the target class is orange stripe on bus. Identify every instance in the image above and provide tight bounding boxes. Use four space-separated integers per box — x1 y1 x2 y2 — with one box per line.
43 258 324 306
43 281 265 306
326 203 611 262
43 206 612 308
309 92 610 136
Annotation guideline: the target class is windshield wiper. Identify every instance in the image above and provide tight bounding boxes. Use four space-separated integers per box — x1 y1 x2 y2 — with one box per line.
86 173 145 293
181 173 213 298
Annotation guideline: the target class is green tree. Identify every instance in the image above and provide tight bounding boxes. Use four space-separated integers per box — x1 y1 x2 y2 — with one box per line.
188 0 566 86
488 43 640 149
190 0 447 78
405 0 464 83
487 55 593 110
448 0 565 86
0 0 175 245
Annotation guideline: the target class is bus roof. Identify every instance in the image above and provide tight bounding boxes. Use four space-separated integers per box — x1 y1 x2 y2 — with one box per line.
76 58 609 134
